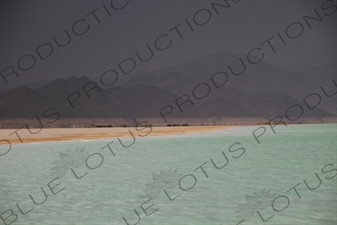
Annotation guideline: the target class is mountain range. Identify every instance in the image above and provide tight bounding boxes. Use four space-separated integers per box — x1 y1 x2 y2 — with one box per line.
0 52 336 128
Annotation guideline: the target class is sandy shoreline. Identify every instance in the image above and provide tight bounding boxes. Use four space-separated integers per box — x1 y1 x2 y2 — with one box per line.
0 126 232 145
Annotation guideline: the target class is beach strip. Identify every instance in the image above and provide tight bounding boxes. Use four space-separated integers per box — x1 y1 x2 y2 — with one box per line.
0 126 232 145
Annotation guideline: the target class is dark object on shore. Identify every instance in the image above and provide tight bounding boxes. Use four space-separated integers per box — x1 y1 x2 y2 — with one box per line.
167 123 189 127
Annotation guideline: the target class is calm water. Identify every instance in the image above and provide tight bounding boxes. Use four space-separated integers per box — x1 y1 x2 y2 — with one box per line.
1 124 336 225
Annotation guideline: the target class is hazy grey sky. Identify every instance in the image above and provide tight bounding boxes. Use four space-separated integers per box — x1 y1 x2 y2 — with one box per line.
1 0 336 89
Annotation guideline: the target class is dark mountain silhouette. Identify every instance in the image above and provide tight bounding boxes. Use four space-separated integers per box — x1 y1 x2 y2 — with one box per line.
198 98 255 118
0 79 52 95
146 52 302 95
106 84 203 119
282 64 337 115
107 84 256 120
272 48 336 72
0 86 60 118
1 52 336 127
121 74 157 88
36 76 128 119
123 52 336 115
233 92 335 123
122 72 190 91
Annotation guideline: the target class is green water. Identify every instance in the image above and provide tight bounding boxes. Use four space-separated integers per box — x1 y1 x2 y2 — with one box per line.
0 124 336 225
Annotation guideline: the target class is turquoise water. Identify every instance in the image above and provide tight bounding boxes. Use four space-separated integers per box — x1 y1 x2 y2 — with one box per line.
1 124 336 225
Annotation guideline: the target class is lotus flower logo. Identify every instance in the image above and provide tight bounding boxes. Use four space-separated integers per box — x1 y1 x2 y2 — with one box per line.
142 169 182 198
50 147 89 178
236 189 276 220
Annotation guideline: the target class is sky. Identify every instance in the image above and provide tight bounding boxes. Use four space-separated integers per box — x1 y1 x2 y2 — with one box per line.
0 0 336 90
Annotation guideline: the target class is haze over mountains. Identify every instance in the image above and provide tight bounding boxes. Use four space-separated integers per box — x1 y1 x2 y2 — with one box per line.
0 52 336 128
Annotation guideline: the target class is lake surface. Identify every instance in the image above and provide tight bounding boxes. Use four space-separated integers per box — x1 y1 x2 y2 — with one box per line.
1 124 336 225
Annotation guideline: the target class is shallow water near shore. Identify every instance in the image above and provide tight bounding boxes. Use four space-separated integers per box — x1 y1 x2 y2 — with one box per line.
1 124 336 225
